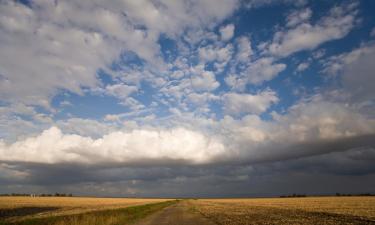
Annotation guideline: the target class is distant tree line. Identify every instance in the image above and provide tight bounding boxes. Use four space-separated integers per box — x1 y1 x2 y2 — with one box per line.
279 193 307 198
0 193 73 197
279 193 375 198
335 193 375 197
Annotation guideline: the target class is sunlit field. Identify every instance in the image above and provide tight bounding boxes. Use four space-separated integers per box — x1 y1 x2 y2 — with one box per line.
190 197 375 225
0 196 173 224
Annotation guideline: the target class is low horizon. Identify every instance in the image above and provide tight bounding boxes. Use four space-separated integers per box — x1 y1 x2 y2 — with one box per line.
2 192 375 199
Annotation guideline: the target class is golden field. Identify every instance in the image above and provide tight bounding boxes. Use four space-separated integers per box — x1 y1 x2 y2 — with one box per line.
190 197 375 225
0 196 170 221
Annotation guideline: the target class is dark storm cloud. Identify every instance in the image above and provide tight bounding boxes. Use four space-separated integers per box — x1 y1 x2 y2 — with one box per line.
1 145 375 197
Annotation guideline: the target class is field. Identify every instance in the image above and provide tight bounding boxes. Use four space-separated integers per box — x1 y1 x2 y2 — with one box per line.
0 196 174 225
2 196 375 225
190 197 375 225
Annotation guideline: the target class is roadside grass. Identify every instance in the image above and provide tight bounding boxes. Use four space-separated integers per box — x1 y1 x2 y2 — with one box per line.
0 200 177 225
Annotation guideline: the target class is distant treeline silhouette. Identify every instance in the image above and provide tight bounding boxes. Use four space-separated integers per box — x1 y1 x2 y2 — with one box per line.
279 193 307 198
335 192 375 197
280 193 375 198
0 193 73 197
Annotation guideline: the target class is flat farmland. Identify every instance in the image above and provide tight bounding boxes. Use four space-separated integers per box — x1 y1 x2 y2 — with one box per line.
0 196 172 223
2 196 375 225
190 197 375 225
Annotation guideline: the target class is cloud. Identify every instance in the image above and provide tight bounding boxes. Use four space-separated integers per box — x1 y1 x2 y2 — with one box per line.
323 42 375 76
226 57 286 89
0 0 239 106
322 41 375 104
296 62 310 72
235 36 253 62
244 0 308 9
268 3 358 57
187 92 219 106
0 126 225 165
286 8 312 27
222 90 278 116
56 118 117 138
219 24 235 41
1 89 375 197
341 46 375 103
198 44 233 63
101 83 138 103
191 71 220 92
2 92 374 167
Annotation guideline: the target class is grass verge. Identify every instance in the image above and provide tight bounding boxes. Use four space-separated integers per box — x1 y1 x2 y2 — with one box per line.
0 200 177 225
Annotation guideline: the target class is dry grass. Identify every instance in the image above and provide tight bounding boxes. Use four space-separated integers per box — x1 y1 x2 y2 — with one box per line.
190 197 375 225
1 200 177 225
0 196 170 221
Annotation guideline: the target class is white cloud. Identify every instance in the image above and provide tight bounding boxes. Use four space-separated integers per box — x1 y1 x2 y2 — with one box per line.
268 3 358 57
187 92 219 106
120 97 145 111
56 118 116 138
226 57 286 89
104 84 138 101
0 126 225 164
2 92 374 167
286 8 312 27
268 97 375 142
222 90 278 116
246 57 286 84
198 44 233 63
323 42 375 76
236 36 253 62
191 71 220 92
104 114 122 122
296 62 310 72
220 24 235 41
244 0 308 9
0 0 239 107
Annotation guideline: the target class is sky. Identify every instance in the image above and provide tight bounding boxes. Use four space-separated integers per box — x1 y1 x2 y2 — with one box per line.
0 0 375 197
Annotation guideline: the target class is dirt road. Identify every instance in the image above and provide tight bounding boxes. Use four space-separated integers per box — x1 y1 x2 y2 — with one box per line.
135 201 216 225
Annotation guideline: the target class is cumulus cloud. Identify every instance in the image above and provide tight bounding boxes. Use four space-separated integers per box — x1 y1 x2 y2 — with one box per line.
198 44 233 63
0 0 239 106
244 0 308 9
268 3 358 57
296 62 310 72
102 83 138 103
222 90 278 116
191 71 220 92
56 118 117 138
323 42 375 76
226 57 286 89
235 36 253 62
322 42 375 104
286 8 312 27
1 95 374 167
0 126 225 165
219 24 235 41
1 91 375 197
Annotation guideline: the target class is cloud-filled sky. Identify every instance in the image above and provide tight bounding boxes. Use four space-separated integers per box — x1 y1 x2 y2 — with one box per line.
0 0 375 197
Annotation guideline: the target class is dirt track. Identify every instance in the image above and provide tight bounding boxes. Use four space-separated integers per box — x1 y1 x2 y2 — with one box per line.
135 201 215 225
